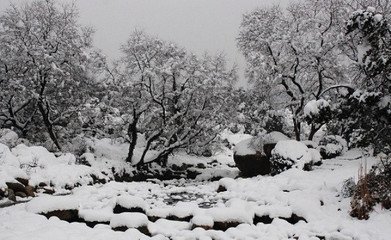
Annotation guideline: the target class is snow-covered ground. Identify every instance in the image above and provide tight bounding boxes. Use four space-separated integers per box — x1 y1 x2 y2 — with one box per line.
1 143 390 240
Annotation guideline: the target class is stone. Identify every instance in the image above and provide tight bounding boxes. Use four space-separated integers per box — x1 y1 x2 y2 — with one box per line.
25 185 35 197
234 153 271 177
6 182 26 194
42 209 80 222
113 205 146 214
16 177 29 186
233 132 290 177
7 189 16 202
0 188 5 198
213 221 241 231
15 191 27 198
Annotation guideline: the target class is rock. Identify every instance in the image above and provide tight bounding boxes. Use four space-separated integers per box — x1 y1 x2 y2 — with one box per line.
6 182 26 194
42 209 80 222
38 182 48 187
253 214 273 225
234 153 271 177
270 140 313 175
280 214 307 224
213 221 241 231
0 188 5 198
233 132 290 177
166 214 193 222
15 191 27 198
202 149 213 157
216 185 227 193
84 220 110 228
25 185 35 197
191 215 214 230
16 177 29 186
43 187 55 195
7 189 16 202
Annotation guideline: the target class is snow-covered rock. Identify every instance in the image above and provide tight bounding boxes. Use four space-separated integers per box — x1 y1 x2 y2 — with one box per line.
109 212 149 229
270 140 313 174
233 132 290 177
26 195 79 214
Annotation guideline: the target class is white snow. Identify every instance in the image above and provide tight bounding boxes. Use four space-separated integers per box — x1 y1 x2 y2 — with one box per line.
109 212 149 228
233 137 257 156
304 99 329 118
262 131 289 144
272 140 312 165
116 195 147 211
78 208 113 222
26 195 79 214
191 215 214 227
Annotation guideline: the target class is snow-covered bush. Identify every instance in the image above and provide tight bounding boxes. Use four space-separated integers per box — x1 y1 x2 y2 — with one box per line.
0 129 19 148
318 135 347 159
341 177 356 198
304 99 332 140
112 31 238 167
350 156 391 219
270 140 313 175
0 0 105 151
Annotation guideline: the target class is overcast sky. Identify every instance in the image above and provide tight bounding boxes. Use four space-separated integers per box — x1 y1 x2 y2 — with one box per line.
0 0 291 84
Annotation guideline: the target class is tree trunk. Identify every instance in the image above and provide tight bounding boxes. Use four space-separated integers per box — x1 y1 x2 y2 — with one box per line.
308 124 318 141
293 118 301 141
125 118 138 164
38 101 61 151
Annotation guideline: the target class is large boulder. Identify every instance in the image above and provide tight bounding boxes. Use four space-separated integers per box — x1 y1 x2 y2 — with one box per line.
233 132 289 177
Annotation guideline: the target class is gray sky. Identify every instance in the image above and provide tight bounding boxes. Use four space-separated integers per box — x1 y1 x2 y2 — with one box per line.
0 0 291 85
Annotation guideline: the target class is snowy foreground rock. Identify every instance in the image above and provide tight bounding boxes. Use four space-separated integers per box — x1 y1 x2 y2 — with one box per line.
0 147 390 239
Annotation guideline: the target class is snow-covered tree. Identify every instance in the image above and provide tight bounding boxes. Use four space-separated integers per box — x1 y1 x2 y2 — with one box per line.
0 0 103 150
111 31 237 167
329 7 391 154
238 0 349 140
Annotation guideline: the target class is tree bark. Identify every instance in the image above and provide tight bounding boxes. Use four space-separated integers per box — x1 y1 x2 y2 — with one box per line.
293 118 301 141
126 109 139 163
38 100 62 151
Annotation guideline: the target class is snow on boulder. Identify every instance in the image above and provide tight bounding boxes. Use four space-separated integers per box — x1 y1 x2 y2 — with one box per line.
26 195 81 222
148 218 191 236
262 131 290 145
26 195 79 214
114 195 147 214
233 132 290 177
191 214 214 230
233 137 269 177
78 208 113 223
270 140 312 175
217 177 236 192
207 207 253 231
167 202 198 221
110 212 150 235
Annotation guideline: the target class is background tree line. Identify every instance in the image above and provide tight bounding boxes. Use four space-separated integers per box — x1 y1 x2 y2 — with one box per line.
0 0 389 168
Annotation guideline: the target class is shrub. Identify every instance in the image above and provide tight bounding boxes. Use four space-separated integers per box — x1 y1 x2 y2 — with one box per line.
350 156 391 219
318 135 347 159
